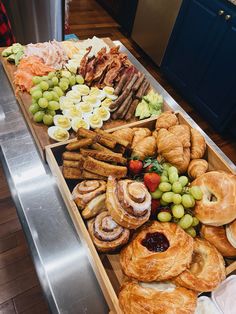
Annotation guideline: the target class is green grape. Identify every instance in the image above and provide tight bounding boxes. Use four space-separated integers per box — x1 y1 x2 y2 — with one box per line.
53 86 64 97
160 175 169 183
41 75 49 81
51 91 59 101
38 98 48 109
76 75 84 84
60 77 70 84
40 81 49 91
30 85 41 94
61 70 71 78
172 204 185 218
189 195 195 207
189 186 203 200
29 103 40 115
162 192 174 203
162 162 171 171
182 194 193 208
46 80 54 88
32 76 42 85
185 227 196 238
69 76 76 86
169 172 179 184
172 181 182 194
179 176 189 187
160 199 169 206
59 81 69 92
178 214 193 229
157 211 172 222
191 217 199 227
48 101 60 111
162 170 168 177
46 109 56 116
43 114 53 126
33 111 45 122
32 98 37 104
172 194 182 205
150 188 163 199
52 76 59 86
43 91 53 101
159 182 172 192
168 166 178 176
48 72 56 79
32 90 43 100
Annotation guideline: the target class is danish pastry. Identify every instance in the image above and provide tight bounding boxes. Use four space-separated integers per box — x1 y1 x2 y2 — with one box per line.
174 238 225 292
120 222 193 281
226 219 236 249
72 180 106 209
106 176 151 229
87 211 130 252
119 280 197 314
191 171 236 226
188 159 208 179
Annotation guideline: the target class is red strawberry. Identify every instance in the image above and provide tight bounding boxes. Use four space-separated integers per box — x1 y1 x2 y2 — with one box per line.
145 164 154 172
150 199 160 219
128 160 143 175
144 172 161 192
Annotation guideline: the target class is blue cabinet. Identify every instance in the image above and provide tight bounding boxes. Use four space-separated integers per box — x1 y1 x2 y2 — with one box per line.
161 0 236 132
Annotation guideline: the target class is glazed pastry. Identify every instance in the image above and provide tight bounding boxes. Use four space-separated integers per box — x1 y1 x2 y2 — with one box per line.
174 148 190 174
120 221 193 281
81 194 106 219
112 128 134 145
174 238 225 292
87 211 130 252
190 129 206 159
106 176 151 229
156 128 184 166
72 180 106 209
168 124 191 148
132 128 151 148
188 159 208 179
119 280 197 314
155 111 179 130
226 219 236 248
201 225 236 257
131 136 156 160
191 171 236 226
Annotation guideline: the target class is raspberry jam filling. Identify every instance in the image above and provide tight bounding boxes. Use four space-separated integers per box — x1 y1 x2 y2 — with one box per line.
141 232 169 252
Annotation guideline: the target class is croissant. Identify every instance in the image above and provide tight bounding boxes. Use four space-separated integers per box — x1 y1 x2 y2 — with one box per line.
190 129 206 159
174 148 190 174
112 128 134 145
131 136 157 160
152 130 158 139
132 128 151 148
155 111 179 130
156 128 184 166
188 159 208 179
168 124 191 148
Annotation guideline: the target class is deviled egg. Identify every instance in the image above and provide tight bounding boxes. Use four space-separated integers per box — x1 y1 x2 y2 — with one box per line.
90 87 106 100
77 102 93 114
101 98 113 109
48 126 69 142
59 97 75 110
71 117 90 132
53 115 71 130
82 95 101 108
72 84 90 95
63 107 82 120
89 114 103 129
94 107 110 121
66 90 81 103
103 86 118 100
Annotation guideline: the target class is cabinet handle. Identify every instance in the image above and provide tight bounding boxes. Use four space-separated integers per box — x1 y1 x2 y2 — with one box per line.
218 10 224 15
225 14 231 20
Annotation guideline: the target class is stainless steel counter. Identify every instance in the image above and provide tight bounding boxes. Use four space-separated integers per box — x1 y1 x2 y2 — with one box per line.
0 40 235 314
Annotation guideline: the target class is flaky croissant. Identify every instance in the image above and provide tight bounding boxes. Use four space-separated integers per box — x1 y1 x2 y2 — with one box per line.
112 128 134 145
188 159 208 179
131 136 157 160
169 124 191 148
132 128 151 148
190 129 206 159
155 111 179 130
174 148 190 174
156 128 184 166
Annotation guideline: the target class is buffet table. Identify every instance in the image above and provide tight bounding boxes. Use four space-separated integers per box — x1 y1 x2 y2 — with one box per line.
0 41 235 314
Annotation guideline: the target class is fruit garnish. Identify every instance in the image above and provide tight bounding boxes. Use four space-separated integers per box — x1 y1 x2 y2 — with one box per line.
143 158 163 174
141 232 169 252
144 172 161 192
128 160 143 175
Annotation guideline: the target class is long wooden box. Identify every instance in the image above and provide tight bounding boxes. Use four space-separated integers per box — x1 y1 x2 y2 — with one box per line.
45 112 236 313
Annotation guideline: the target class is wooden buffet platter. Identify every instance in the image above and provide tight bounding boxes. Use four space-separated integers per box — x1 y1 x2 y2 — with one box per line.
0 38 139 159
45 112 236 313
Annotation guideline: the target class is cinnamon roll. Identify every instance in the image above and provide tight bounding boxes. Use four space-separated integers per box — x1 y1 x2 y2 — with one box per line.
87 211 130 252
106 176 151 229
72 180 106 209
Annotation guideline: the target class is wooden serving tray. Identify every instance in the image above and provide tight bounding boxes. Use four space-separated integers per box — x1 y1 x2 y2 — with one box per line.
0 38 139 159
45 111 236 313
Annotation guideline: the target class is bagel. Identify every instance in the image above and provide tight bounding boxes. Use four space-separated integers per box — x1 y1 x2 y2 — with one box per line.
226 219 236 249
191 171 236 226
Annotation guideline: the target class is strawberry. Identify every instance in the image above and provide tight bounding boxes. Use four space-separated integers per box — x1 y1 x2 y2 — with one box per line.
144 172 161 192
128 160 143 175
150 199 160 219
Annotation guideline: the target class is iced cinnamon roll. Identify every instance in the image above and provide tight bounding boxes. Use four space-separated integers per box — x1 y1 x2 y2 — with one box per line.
87 211 130 252
106 176 151 229
72 180 106 209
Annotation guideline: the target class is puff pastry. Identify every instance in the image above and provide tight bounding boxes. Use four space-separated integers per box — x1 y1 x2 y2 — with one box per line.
191 171 236 226
131 136 157 160
188 159 208 179
119 280 197 314
106 176 151 229
112 128 134 145
174 238 225 292
190 129 206 159
155 111 179 130
120 221 193 281
72 180 106 209
87 211 130 252
168 124 191 148
132 128 151 148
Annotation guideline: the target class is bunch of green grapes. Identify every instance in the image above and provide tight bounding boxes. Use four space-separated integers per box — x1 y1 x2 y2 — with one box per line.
151 164 203 237
28 71 84 126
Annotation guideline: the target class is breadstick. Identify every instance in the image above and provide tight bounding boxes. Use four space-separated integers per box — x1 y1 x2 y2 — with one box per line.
63 160 82 168
62 152 85 162
66 138 93 151
62 167 82 179
80 149 127 165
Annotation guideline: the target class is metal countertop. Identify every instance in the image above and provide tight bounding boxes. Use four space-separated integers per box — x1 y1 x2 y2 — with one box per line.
0 41 235 314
